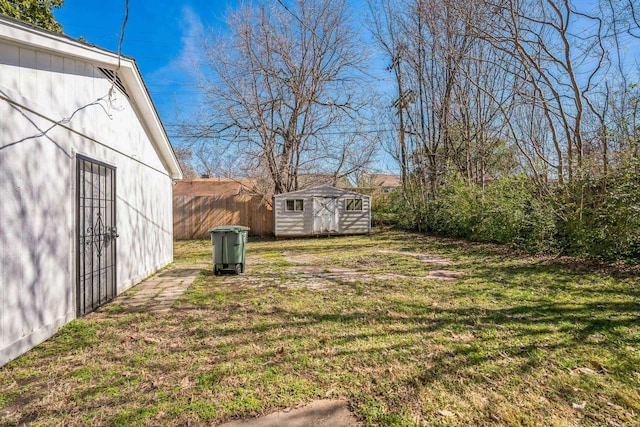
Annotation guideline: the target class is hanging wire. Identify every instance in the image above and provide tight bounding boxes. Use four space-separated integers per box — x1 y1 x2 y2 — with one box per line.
116 0 129 73
108 0 129 110
276 0 319 38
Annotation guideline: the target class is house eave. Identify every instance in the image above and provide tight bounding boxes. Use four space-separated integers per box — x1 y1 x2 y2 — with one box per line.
0 15 183 180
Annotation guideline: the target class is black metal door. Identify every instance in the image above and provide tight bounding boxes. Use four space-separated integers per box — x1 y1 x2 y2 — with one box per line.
76 156 117 316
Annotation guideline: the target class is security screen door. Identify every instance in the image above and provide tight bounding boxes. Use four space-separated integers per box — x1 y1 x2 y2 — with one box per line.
76 156 117 316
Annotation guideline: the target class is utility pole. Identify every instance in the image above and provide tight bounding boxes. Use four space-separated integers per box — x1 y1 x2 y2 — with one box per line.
389 44 408 193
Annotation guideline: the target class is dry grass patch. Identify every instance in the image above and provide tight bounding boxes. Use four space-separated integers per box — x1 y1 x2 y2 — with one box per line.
1 230 639 426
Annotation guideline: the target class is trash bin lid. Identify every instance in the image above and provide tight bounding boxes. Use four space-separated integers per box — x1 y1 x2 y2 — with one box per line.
208 225 251 233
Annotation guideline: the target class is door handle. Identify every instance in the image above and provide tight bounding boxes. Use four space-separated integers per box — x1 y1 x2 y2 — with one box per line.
108 226 119 239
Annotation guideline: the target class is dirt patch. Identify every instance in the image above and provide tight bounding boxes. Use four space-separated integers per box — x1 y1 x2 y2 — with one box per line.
378 249 451 266
219 266 358 291
425 270 464 281
228 249 462 291
283 252 318 265
246 256 271 265
286 267 357 290
340 255 382 269
211 244 464 294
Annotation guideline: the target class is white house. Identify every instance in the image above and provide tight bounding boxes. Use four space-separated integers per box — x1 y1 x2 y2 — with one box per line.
273 185 371 237
0 16 183 366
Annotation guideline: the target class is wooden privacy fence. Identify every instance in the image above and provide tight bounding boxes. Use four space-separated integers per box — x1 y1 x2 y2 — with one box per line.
173 195 274 239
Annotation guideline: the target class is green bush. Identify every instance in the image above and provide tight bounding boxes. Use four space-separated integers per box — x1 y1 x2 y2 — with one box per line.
426 175 478 239
474 176 557 252
558 165 640 260
424 175 557 252
370 168 639 261
371 190 412 228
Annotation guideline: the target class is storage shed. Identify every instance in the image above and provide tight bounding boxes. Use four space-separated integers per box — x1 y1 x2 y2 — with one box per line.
0 16 182 366
273 185 371 237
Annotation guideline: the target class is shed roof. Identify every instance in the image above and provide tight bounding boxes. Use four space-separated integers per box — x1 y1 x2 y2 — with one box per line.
274 184 370 199
0 15 182 180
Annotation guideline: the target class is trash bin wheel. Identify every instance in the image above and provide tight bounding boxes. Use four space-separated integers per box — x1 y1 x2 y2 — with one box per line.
235 263 242 275
214 266 221 276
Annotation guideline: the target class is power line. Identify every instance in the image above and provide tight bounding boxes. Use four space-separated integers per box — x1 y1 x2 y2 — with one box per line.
275 0 318 36
62 24 203 40
165 127 398 139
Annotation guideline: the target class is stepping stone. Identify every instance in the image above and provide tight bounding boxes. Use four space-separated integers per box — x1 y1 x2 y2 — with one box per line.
219 400 357 427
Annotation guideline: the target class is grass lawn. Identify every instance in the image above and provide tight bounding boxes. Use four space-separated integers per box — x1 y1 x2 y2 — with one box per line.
1 230 639 426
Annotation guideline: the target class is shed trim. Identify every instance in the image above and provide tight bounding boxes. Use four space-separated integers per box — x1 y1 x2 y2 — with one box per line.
273 184 370 199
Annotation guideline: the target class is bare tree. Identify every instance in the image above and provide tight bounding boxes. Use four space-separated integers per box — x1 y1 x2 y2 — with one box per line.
454 38 520 187
366 1 410 191
466 0 612 190
596 0 640 171
191 0 374 194
370 0 638 189
368 0 515 194
366 0 638 256
173 147 198 179
599 0 640 40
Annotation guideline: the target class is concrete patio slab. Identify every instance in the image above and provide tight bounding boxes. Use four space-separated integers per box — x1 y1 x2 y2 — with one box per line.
113 264 206 313
218 399 357 427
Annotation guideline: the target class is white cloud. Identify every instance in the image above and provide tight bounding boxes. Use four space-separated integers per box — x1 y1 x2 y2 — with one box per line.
146 6 206 122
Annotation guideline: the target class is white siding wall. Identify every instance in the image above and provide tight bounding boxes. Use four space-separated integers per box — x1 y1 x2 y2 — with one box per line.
0 41 173 365
274 201 308 236
337 196 371 234
274 186 371 237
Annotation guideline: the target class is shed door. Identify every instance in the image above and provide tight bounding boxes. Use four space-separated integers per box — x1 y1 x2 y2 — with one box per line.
76 156 117 316
313 197 339 233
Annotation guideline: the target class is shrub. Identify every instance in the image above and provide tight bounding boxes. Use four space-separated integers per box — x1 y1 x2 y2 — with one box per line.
473 176 557 252
369 168 639 261
426 175 478 239
558 165 640 260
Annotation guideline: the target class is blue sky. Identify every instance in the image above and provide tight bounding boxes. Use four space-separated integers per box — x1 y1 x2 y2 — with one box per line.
54 1 236 140
53 0 639 176
53 0 399 173
53 0 391 143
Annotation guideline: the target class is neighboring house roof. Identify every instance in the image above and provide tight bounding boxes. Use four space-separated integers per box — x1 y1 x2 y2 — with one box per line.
361 173 401 188
0 15 182 180
274 184 370 199
297 174 352 189
173 178 245 197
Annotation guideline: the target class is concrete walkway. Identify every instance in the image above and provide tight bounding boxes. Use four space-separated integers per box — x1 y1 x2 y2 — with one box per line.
115 263 206 313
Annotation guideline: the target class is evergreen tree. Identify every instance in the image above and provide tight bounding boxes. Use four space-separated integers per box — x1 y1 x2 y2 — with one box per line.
0 0 64 33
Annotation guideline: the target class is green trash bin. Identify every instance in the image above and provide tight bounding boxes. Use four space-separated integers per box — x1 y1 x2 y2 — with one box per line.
209 226 250 275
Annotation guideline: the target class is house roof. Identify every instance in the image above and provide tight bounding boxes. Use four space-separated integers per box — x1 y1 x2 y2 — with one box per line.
173 178 245 197
297 174 352 189
0 15 182 180
362 174 401 188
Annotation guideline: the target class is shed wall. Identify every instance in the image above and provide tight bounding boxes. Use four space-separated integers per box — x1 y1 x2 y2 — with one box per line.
0 40 173 365
273 186 370 237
